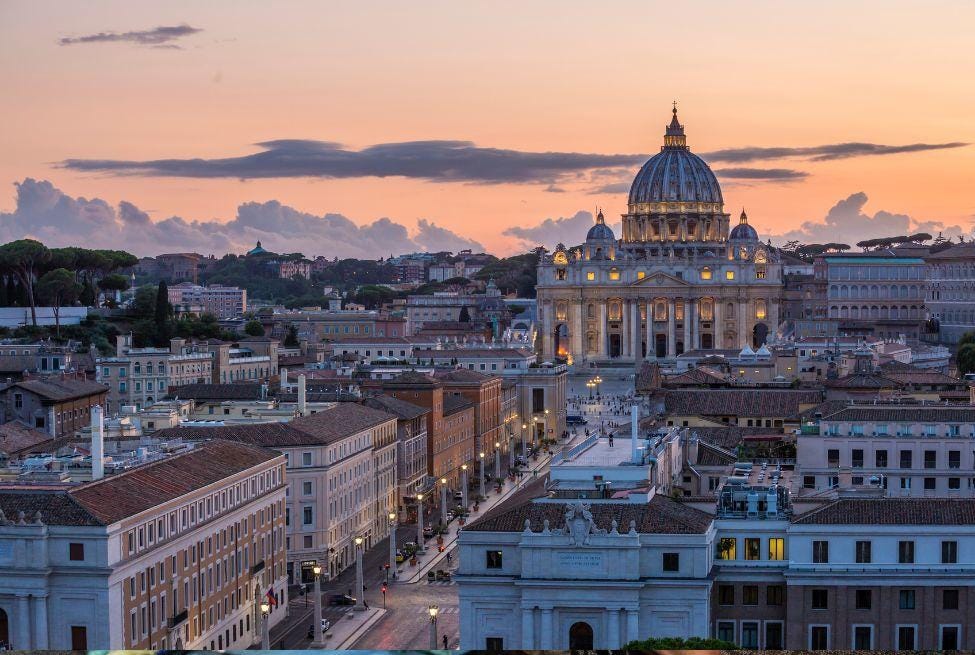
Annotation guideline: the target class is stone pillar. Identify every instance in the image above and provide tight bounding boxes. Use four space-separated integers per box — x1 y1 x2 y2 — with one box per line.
691 300 700 351
17 594 31 649
626 608 640 643
769 300 780 338
607 609 621 649
541 303 554 357
621 300 631 359
571 302 584 359
33 595 48 649
598 303 608 357
682 300 691 355
645 301 653 359
521 607 535 649
714 299 723 349
631 300 641 360
738 299 748 348
667 300 676 358
540 608 554 649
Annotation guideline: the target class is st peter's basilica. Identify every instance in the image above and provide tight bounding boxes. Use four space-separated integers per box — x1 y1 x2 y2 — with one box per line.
536 107 782 363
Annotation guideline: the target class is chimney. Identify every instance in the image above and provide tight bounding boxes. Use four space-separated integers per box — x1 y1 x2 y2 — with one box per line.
297 374 307 416
91 405 105 481
280 367 288 390
630 404 640 464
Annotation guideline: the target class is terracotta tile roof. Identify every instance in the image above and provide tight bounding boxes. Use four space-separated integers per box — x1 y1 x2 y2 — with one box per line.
362 395 429 420
0 355 37 373
435 369 500 384
824 373 903 389
695 441 737 466
0 489 102 526
664 389 822 418
926 242 975 259
663 367 730 387
635 361 662 393
0 421 55 457
464 494 713 534
382 371 439 387
818 404 975 423
166 383 265 401
442 395 474 416
798 400 850 422
882 370 966 387
690 426 782 450
3 378 108 403
792 498 975 525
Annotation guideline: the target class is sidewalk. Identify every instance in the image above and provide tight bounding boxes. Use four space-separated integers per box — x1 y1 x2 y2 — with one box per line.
329 607 387 650
395 452 552 584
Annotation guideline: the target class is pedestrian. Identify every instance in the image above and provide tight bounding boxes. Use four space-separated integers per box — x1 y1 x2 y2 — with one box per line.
364 599 370 610
446 552 452 564
443 634 449 649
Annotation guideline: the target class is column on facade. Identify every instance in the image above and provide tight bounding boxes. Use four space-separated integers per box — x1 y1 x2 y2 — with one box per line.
571 302 584 358
667 299 677 358
769 300 780 337
621 300 631 359
521 607 535 649
540 608 554 649
33 595 48 649
690 299 699 351
631 299 641 360
645 300 653 359
625 608 640 643
16 594 31 649
738 299 748 348
607 608 621 649
542 303 554 357
713 298 723 349
682 299 691 355
598 303 608 357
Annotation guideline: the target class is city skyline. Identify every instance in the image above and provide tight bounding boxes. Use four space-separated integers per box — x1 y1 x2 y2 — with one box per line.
2 1 975 257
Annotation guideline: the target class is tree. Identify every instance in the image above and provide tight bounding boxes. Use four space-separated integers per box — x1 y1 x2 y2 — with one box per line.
957 343 975 376
36 268 81 338
622 636 737 651
959 331 975 348
284 324 300 347
0 239 51 326
154 281 172 344
244 320 265 337
98 273 130 304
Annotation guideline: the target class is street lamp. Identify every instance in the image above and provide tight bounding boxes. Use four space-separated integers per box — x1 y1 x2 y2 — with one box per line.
494 441 502 481
440 477 448 526
428 605 439 649
521 423 527 458
388 512 397 580
460 464 469 509
310 565 324 647
416 493 425 553
260 601 270 649
478 452 486 499
354 536 365 611
586 379 594 399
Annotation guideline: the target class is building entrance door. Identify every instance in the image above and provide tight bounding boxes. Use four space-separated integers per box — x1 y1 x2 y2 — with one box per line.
568 621 593 650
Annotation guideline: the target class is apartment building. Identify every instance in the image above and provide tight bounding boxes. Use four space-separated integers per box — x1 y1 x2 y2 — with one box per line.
0 378 107 437
168 284 247 320
798 404 975 496
156 403 397 583
436 369 503 459
363 395 430 514
0 439 288 650
279 310 408 343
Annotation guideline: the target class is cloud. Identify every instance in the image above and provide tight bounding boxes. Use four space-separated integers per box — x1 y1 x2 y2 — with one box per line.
503 210 621 249
774 192 970 245
714 167 808 181
0 179 481 258
588 181 631 194
703 142 968 163
59 24 202 48
60 139 646 185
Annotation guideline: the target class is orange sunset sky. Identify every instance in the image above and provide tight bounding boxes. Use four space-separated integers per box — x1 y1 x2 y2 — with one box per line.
1 0 974 257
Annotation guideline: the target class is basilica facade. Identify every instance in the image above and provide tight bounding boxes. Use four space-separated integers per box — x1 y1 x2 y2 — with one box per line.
537 108 783 363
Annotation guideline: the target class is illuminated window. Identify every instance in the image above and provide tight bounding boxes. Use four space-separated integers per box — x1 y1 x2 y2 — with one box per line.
701 267 712 280
556 303 567 321
654 300 668 321
756 267 766 280
717 538 737 560
769 538 785 560
586 272 595 281
756 299 767 320
609 268 620 281
726 270 735 280
637 271 646 280
609 302 622 321
556 269 567 280
699 299 714 321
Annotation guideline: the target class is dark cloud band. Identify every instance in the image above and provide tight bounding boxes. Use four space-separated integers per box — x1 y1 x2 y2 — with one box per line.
704 141 968 163
59 24 202 47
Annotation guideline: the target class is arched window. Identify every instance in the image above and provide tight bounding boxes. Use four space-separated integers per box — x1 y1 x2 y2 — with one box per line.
555 303 567 322
699 298 714 321
654 299 668 321
587 303 595 319
755 299 767 320
609 302 622 321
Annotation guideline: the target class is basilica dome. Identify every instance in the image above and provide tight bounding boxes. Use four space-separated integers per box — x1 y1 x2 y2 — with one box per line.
627 107 723 207
730 210 759 241
586 209 615 241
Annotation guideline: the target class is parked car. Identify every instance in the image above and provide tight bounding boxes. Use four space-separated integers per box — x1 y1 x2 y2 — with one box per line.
327 594 356 606
423 525 435 539
453 491 464 502
307 619 332 638
566 414 586 425
395 550 406 563
402 541 418 555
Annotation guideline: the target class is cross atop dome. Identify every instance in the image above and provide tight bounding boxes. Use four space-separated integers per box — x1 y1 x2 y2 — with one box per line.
664 103 686 149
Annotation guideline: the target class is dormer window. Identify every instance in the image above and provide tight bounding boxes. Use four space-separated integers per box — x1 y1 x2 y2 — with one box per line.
701 267 712 281
609 268 621 281
637 271 646 280
586 272 595 281
726 270 735 280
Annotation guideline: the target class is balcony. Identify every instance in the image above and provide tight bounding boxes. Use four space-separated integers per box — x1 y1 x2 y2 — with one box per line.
168 609 188 629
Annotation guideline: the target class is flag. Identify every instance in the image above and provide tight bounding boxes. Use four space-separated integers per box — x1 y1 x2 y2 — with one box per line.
265 587 278 607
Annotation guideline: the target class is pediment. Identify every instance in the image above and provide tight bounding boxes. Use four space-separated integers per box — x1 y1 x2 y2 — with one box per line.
633 271 691 287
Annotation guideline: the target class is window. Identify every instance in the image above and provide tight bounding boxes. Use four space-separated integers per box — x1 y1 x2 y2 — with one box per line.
701 267 712 281
485 637 504 651
948 450 961 469
765 622 783 650
69 542 85 561
586 272 595 281
768 538 785 560
803 475 816 489
810 626 829 650
741 538 760 560
302 452 312 466
853 626 873 650
608 268 620 281
943 589 959 610
899 589 916 610
742 585 758 605
924 450 937 469
717 537 736 560
302 506 313 525
71 626 88 650
855 589 872 610
485 550 502 569
811 588 828 609
949 477 961 490
899 450 912 468
898 540 915 564
740 621 758 649
941 540 958 564
941 626 960 651
662 552 679 572
855 540 872 563
876 450 888 467
726 270 735 280
813 540 829 563
302 481 312 496
897 625 915 651
924 477 936 490
717 621 735 643
718 584 734 605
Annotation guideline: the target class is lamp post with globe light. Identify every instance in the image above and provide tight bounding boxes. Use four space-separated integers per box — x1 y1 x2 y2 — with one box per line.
478 452 486 499
354 536 365 611
416 493 425 553
494 441 502 481
260 601 270 649
428 605 439 649
439 477 448 526
388 512 397 580
460 464 469 509
310 565 324 647
521 423 527 459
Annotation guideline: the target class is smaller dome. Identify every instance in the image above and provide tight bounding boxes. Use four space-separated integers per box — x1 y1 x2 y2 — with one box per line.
730 209 759 241
586 209 615 241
